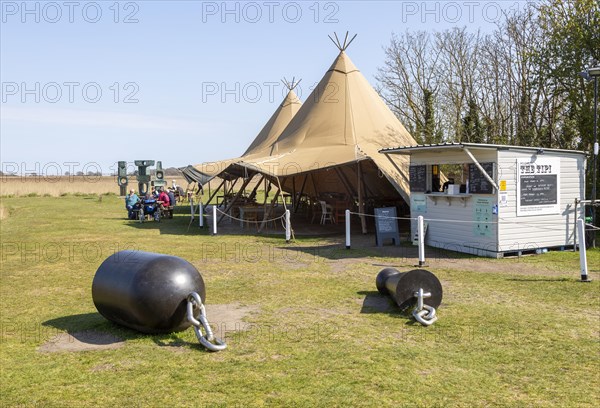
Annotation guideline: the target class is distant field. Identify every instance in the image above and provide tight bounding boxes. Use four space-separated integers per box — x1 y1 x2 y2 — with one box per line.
0 175 261 201
0 176 189 197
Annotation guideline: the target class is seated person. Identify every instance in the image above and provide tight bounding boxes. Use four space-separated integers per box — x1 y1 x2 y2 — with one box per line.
142 193 159 220
158 188 171 207
167 188 176 207
125 189 140 219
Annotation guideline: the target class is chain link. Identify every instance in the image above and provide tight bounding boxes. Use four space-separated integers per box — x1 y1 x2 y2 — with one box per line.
412 288 438 326
186 292 227 352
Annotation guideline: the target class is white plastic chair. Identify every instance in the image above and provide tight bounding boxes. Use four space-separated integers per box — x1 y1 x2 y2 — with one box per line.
319 201 335 224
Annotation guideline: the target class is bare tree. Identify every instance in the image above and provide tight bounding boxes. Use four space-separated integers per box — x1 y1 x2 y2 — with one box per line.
376 31 443 143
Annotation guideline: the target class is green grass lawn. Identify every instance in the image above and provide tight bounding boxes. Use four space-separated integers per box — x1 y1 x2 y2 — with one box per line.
1 195 598 407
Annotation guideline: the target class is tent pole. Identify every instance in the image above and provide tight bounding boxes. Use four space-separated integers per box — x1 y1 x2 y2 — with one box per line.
335 167 356 199
357 162 367 234
225 178 239 196
247 175 265 202
263 180 271 205
347 164 375 198
294 175 308 213
259 183 282 233
218 175 254 224
206 178 225 206
292 177 297 209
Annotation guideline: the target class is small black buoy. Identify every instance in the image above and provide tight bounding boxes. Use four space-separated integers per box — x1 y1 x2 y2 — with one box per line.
376 268 443 312
92 250 205 334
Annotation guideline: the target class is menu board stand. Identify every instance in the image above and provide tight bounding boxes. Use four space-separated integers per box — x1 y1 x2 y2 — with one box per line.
374 207 401 247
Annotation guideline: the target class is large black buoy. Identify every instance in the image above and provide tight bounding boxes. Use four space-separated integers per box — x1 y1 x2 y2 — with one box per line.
92 250 206 334
376 268 443 312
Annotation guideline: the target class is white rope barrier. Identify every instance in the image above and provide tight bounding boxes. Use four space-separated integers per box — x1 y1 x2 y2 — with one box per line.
211 207 293 242
214 208 286 225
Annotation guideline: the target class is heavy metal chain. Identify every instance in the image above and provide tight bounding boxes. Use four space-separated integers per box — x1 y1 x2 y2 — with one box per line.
412 288 438 326
186 292 227 352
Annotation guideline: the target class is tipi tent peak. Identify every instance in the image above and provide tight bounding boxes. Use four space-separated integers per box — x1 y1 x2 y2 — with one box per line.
328 31 357 51
282 77 302 91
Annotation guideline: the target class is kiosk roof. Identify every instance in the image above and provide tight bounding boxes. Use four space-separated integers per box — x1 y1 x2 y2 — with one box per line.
380 142 586 156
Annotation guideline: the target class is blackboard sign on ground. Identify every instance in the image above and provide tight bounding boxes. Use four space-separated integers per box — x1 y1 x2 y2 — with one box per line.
374 207 401 247
468 162 494 194
409 165 427 192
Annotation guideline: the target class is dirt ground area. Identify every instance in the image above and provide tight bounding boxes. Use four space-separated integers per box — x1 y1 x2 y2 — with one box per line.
38 303 259 353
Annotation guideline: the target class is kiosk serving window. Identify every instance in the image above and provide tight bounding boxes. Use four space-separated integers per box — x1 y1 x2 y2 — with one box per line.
409 162 495 194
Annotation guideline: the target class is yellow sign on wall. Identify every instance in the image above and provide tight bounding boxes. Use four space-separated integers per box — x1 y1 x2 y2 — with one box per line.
499 180 507 191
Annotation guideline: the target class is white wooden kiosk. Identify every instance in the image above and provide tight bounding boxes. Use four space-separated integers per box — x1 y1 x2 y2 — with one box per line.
380 143 587 258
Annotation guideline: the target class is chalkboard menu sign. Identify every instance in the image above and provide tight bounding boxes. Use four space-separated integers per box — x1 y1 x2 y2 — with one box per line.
374 207 401 247
520 175 557 206
409 165 427 192
468 163 495 194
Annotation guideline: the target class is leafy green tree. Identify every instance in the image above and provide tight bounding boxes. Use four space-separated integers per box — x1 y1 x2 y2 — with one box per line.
461 99 483 143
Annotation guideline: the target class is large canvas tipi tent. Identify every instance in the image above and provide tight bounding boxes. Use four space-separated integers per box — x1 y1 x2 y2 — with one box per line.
226 36 417 225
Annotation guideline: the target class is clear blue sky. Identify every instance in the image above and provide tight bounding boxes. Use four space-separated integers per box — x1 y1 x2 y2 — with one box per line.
1 1 526 175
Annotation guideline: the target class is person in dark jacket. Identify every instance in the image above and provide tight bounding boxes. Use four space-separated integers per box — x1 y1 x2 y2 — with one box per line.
167 188 176 207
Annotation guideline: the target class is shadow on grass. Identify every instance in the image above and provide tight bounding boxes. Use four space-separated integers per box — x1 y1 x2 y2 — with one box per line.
356 290 420 326
151 334 209 352
43 313 205 350
280 241 479 262
43 313 141 344
280 244 375 260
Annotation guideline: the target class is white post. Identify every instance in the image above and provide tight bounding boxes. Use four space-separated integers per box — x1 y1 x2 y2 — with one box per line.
285 209 291 243
189 197 195 221
212 205 217 235
418 215 426 267
199 201 204 227
345 209 351 249
577 218 590 282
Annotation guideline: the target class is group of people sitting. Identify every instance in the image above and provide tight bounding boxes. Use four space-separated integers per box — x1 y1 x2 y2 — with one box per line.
125 186 177 220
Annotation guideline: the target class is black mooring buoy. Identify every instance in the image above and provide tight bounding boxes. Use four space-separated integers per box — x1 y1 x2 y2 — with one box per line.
92 250 206 334
376 268 443 312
